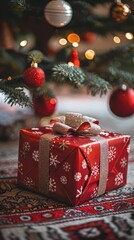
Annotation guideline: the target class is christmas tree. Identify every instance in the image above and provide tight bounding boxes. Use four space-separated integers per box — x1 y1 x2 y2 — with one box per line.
0 0 134 118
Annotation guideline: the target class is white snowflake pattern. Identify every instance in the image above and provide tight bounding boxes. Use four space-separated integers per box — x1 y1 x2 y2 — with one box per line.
49 153 60 167
20 149 26 159
24 176 34 188
32 150 39 162
49 143 55 151
91 162 99 178
83 145 92 155
74 172 82 182
32 131 43 135
82 159 87 169
60 176 67 184
115 172 123 186
90 187 98 198
76 186 83 198
23 142 30 151
50 140 58 151
18 161 23 175
20 142 30 159
49 178 56 192
100 132 109 136
108 146 116 162
120 157 127 168
59 140 70 151
84 175 88 181
63 162 71 172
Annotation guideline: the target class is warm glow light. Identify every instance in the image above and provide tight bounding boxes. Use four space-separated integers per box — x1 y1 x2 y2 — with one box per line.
20 40 28 47
67 33 80 43
125 32 133 40
122 84 127 90
59 38 67 45
124 4 131 15
68 62 74 66
72 42 79 47
50 98 56 105
7 76 12 80
113 36 121 44
85 49 95 60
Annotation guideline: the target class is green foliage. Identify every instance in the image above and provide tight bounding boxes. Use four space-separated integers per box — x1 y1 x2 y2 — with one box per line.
0 0 134 107
0 82 31 107
108 67 134 88
86 73 112 96
52 64 85 88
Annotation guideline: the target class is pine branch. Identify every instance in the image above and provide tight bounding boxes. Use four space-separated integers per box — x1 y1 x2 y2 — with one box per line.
0 76 27 88
86 73 112 96
33 83 56 98
88 43 134 72
107 67 134 88
7 0 134 36
0 0 134 107
52 64 85 88
0 80 31 107
78 0 113 4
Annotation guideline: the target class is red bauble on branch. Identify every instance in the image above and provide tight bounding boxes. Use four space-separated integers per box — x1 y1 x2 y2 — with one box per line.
23 64 45 88
69 49 80 67
109 87 134 117
33 94 57 117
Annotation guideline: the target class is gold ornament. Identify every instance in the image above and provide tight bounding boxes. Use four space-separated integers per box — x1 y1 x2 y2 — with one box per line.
110 1 131 22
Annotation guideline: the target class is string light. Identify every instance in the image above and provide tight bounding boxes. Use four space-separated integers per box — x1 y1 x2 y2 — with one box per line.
20 40 28 47
72 42 79 47
125 32 133 40
124 4 131 15
67 33 80 43
122 84 127 90
85 49 95 60
68 62 74 66
59 38 67 45
50 98 57 105
113 36 121 43
7 76 12 80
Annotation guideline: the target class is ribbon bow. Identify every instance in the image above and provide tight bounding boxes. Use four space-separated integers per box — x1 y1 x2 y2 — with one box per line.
50 112 101 135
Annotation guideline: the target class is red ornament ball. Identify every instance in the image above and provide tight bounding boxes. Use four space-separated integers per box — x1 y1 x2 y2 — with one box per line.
81 32 96 42
69 49 80 67
109 88 134 117
23 67 45 88
33 94 57 117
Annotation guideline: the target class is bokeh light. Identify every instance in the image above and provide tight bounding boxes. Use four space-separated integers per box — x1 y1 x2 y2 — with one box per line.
85 49 95 60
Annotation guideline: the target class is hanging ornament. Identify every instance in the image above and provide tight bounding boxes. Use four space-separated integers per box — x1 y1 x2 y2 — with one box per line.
33 94 57 117
44 0 73 28
109 87 134 117
81 32 96 42
68 49 80 67
110 0 131 22
23 62 45 88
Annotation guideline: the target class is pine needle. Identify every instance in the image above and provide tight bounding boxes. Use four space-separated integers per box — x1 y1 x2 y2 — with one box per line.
52 64 85 87
86 73 112 96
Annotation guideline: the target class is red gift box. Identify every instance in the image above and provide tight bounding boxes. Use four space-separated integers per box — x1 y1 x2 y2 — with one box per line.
17 113 130 206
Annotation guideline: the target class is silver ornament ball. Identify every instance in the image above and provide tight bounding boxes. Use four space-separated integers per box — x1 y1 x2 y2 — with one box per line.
44 0 73 27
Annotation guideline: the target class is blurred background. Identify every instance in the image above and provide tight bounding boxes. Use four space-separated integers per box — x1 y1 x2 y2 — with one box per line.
0 0 134 157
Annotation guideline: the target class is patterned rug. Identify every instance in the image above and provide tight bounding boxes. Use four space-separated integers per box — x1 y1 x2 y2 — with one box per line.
0 141 134 240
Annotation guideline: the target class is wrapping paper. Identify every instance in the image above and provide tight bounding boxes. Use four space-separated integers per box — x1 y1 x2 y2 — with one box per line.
17 123 130 206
